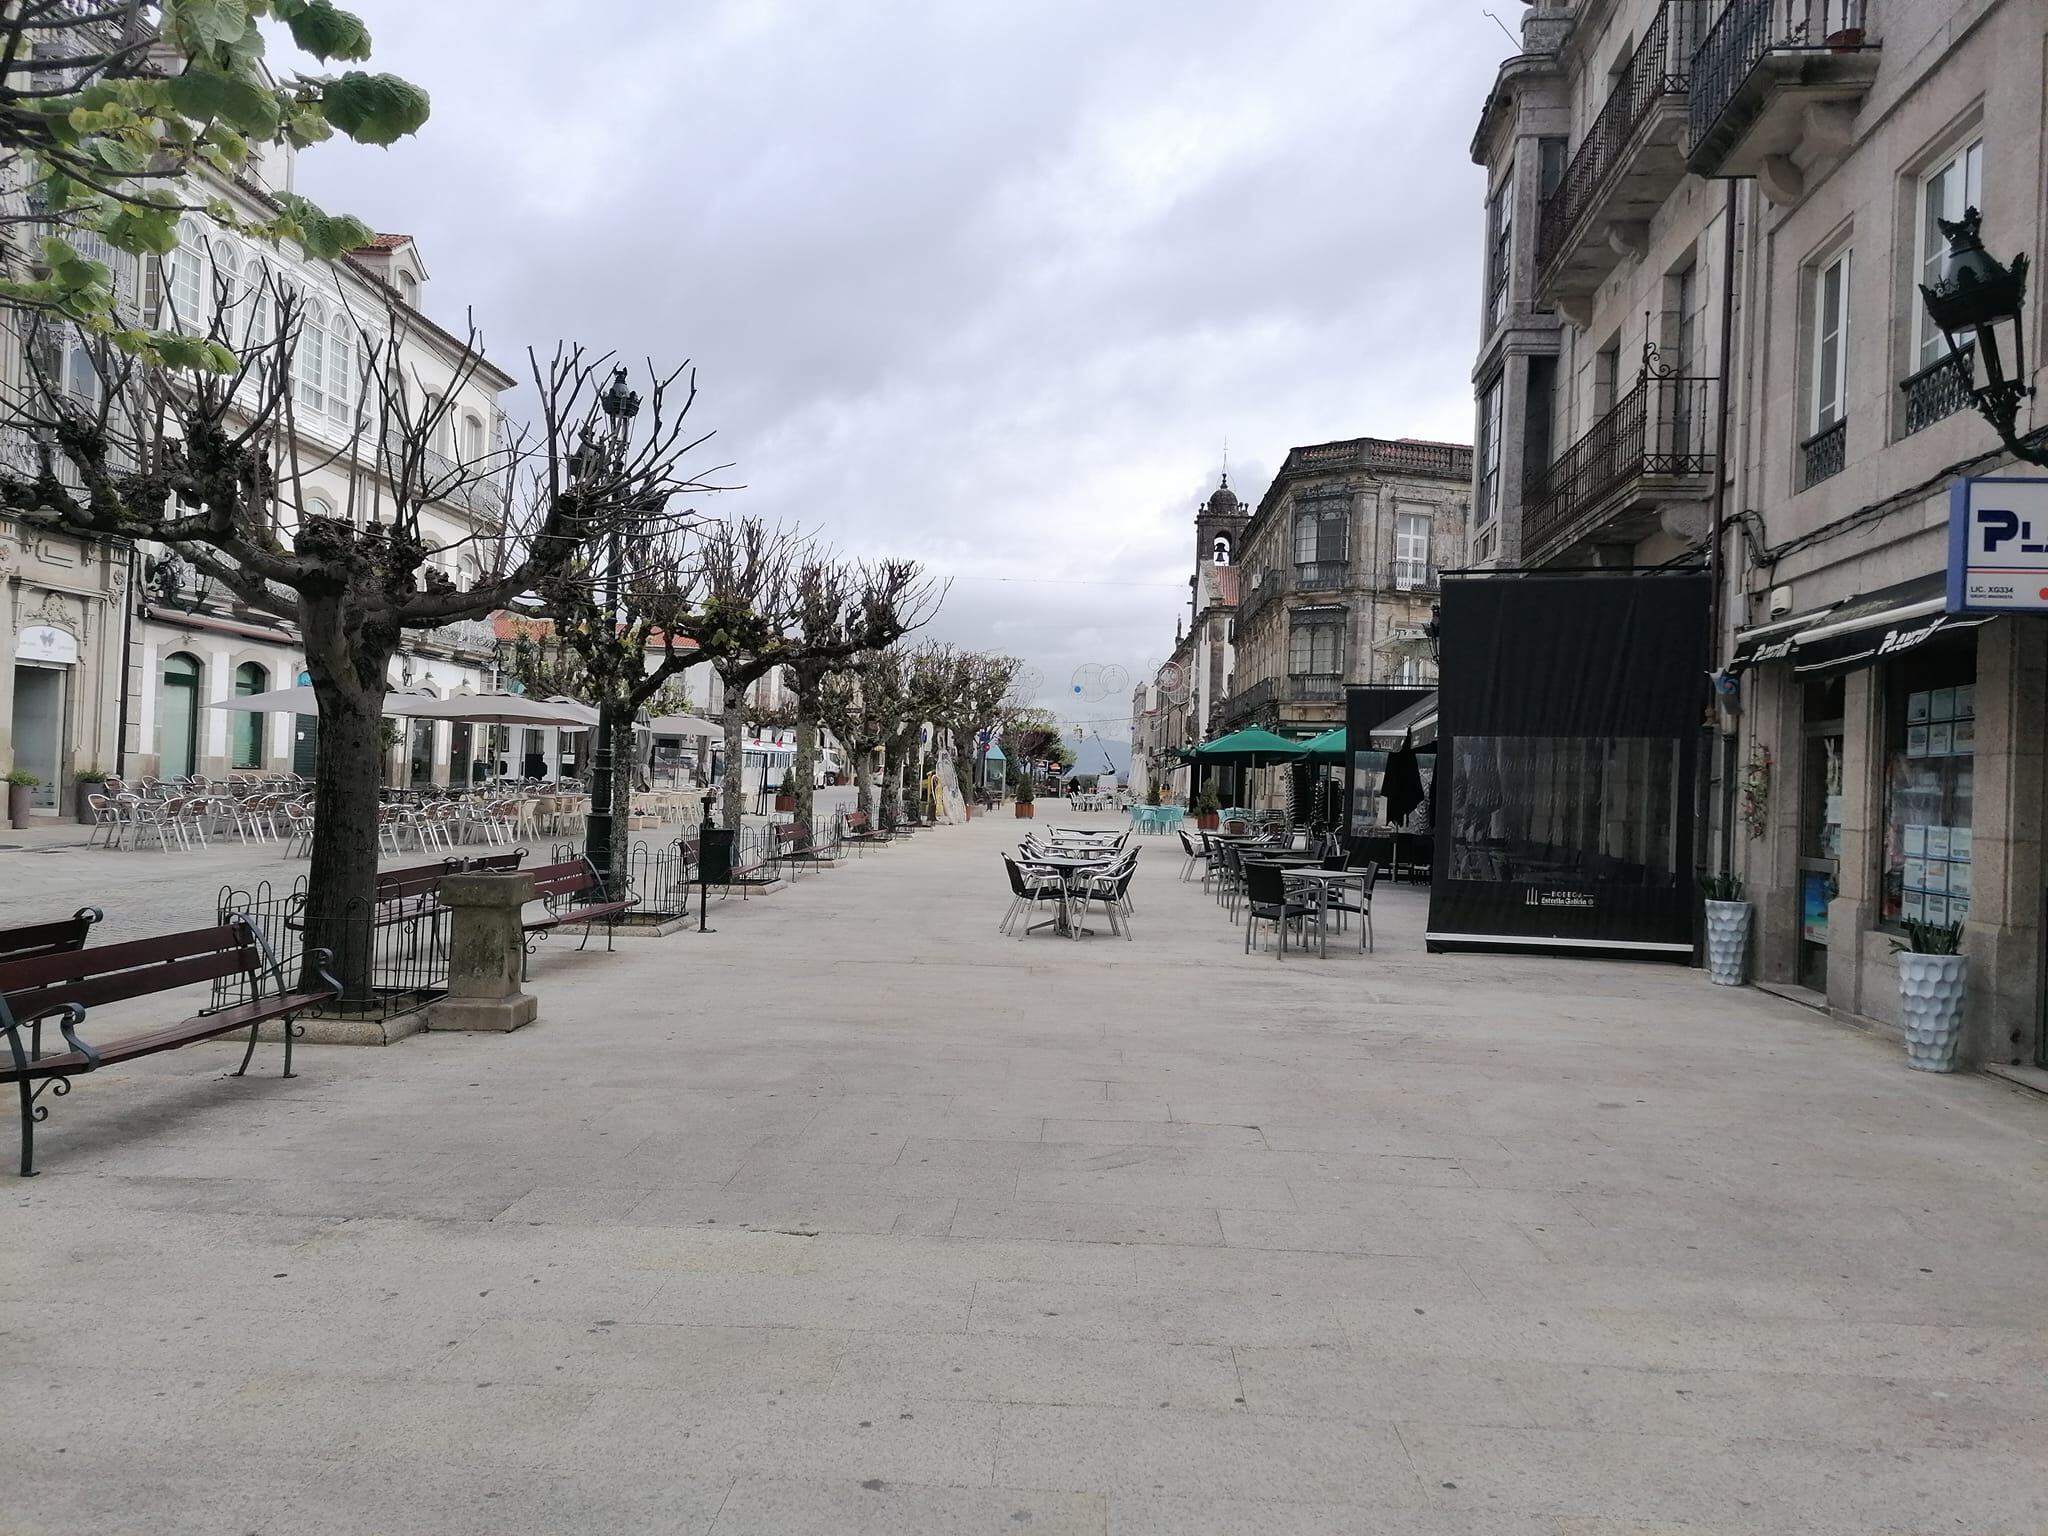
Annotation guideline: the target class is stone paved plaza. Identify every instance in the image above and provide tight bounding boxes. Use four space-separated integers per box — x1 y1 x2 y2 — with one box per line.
5 805 2047 1534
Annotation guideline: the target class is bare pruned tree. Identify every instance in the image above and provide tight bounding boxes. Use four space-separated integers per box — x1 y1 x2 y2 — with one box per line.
0 281 708 993
785 551 942 838
818 645 907 824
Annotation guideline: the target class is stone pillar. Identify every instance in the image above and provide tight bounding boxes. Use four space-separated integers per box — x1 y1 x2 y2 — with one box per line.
1826 667 1883 1023
430 872 538 1033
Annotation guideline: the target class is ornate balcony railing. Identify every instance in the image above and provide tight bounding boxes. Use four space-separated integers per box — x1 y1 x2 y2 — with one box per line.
1688 0 1874 156
1900 345 1974 438
1287 438 1472 480
1522 373 1717 554
1286 673 1347 704
1391 559 1436 591
1800 419 1847 490
1538 1 1708 272
1293 560 1349 591
1215 676 1279 730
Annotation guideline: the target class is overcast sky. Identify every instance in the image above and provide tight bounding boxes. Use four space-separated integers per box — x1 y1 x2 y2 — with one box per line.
295 1 1510 742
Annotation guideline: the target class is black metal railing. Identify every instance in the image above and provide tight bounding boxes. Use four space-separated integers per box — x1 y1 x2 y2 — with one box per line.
1538 0 1708 270
214 878 450 1022
1800 419 1847 489
1391 559 1436 591
1900 345 1974 437
1523 375 1718 552
1689 0 1874 154
1235 568 1287 631
1216 677 1279 729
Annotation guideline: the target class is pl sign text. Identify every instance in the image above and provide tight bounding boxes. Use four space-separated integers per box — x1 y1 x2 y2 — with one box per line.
1949 475 2048 613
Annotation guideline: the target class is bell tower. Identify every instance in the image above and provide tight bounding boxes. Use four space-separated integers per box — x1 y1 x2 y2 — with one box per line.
1194 472 1248 578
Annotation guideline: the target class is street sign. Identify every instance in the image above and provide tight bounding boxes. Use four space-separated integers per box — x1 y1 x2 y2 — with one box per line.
1949 475 2048 613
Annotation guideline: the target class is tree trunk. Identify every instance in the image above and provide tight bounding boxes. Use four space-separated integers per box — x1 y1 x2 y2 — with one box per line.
880 738 902 829
792 677 820 838
855 743 874 819
721 674 746 831
298 598 394 1002
607 712 634 877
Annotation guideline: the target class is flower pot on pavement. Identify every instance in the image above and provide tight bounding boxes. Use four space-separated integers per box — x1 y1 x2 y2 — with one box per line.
1897 953 1968 1072
1015 802 1034 819
1196 811 1219 830
1703 899 1751 985
774 794 795 813
7 783 34 829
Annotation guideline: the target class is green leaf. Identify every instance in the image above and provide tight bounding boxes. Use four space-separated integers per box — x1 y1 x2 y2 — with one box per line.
165 0 253 53
98 207 183 256
152 330 238 373
284 0 373 61
86 136 151 174
320 71 430 145
166 66 281 138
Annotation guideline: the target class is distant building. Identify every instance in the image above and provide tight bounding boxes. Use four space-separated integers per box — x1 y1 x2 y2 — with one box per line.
1217 437 1471 744
1132 475 1244 802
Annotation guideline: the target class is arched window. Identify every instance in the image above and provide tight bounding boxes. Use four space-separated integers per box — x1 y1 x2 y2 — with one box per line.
462 411 486 461
296 297 329 414
397 270 418 307
325 303 354 418
241 255 271 354
232 662 269 768
159 652 202 778
1211 535 1231 566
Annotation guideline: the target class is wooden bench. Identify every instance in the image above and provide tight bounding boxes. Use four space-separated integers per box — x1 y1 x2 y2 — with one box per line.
0 906 103 965
774 820 842 876
0 919 338 1176
839 810 891 855
521 857 637 975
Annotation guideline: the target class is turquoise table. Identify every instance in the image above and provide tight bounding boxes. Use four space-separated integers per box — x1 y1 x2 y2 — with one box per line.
1129 805 1183 835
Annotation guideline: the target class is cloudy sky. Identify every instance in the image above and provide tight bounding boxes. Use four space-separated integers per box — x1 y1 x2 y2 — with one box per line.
295 1 1512 741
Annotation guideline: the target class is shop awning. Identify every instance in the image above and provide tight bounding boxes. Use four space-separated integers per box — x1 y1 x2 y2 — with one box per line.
1369 691 1438 748
1738 574 1991 677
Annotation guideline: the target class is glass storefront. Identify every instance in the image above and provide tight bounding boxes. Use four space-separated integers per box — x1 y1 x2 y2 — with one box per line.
1446 734 1682 892
1881 644 1976 929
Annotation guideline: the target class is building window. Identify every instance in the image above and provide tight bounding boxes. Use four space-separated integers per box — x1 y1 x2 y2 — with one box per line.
1476 375 1503 529
1485 166 1512 331
397 269 418 307
1394 509 1433 589
1293 502 1348 585
1394 654 1431 686
1803 248 1851 487
159 652 202 778
1916 138 1983 372
1288 610 1344 677
326 305 354 419
297 297 329 415
1881 646 1976 929
232 662 269 769
167 221 207 330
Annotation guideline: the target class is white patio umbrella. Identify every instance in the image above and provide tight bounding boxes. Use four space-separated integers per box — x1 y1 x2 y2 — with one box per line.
544 695 602 729
644 713 720 737
397 691 593 726
203 685 435 716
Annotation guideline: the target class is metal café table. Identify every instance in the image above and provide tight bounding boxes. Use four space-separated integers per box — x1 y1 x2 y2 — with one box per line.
1019 849 1116 937
1280 866 1372 953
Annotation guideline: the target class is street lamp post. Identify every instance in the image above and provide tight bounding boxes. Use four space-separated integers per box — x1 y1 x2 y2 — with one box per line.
1918 207 2044 466
584 366 641 885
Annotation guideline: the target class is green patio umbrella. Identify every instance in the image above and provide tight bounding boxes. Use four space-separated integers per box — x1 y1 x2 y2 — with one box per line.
1190 725 1301 763
1290 727 1348 763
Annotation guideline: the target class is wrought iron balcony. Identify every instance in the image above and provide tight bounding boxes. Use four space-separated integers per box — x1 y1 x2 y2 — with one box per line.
1899 345 1974 438
1522 372 1717 560
1391 559 1436 592
1536 1 1708 308
1687 0 1878 185
1215 676 1279 730
1235 566 1288 631
1800 419 1846 490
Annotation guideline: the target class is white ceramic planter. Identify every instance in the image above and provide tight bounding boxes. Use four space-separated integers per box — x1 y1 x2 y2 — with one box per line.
1703 900 1750 986
1897 953 1968 1072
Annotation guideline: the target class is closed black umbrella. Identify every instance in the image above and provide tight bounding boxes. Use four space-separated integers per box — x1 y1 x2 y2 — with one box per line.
1383 734 1425 825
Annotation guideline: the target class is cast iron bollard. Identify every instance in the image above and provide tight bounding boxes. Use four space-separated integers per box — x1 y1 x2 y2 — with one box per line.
430 871 539 1032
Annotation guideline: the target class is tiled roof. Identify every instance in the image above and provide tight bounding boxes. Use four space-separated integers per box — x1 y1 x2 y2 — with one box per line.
355 233 413 252
1207 565 1240 608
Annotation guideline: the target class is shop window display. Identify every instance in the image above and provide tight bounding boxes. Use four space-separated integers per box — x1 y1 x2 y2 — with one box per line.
1882 652 1975 927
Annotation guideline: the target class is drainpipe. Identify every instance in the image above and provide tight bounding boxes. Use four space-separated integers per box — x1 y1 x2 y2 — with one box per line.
115 540 138 776
1710 177 1740 877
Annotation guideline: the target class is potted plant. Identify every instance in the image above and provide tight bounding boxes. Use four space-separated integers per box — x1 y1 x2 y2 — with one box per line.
1194 783 1221 831
1145 781 1164 808
774 767 797 813
1825 25 1866 52
1014 775 1035 819
73 765 108 825
1893 920 1968 1072
6 769 39 830
1700 871 1750 986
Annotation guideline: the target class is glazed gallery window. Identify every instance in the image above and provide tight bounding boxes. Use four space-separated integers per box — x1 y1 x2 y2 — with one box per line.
1916 138 1984 371
1881 646 1976 928
1475 375 1503 529
1445 735 1681 889
1293 501 1348 579
1288 611 1344 676
1394 509 1432 588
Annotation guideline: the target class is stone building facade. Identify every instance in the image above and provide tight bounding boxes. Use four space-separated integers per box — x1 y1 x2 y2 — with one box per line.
1473 0 2048 1069
1132 476 1243 803
1219 437 1471 740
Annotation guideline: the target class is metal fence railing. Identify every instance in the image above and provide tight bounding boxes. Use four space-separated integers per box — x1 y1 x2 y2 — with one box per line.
1523 374 1717 555
1688 0 1874 156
